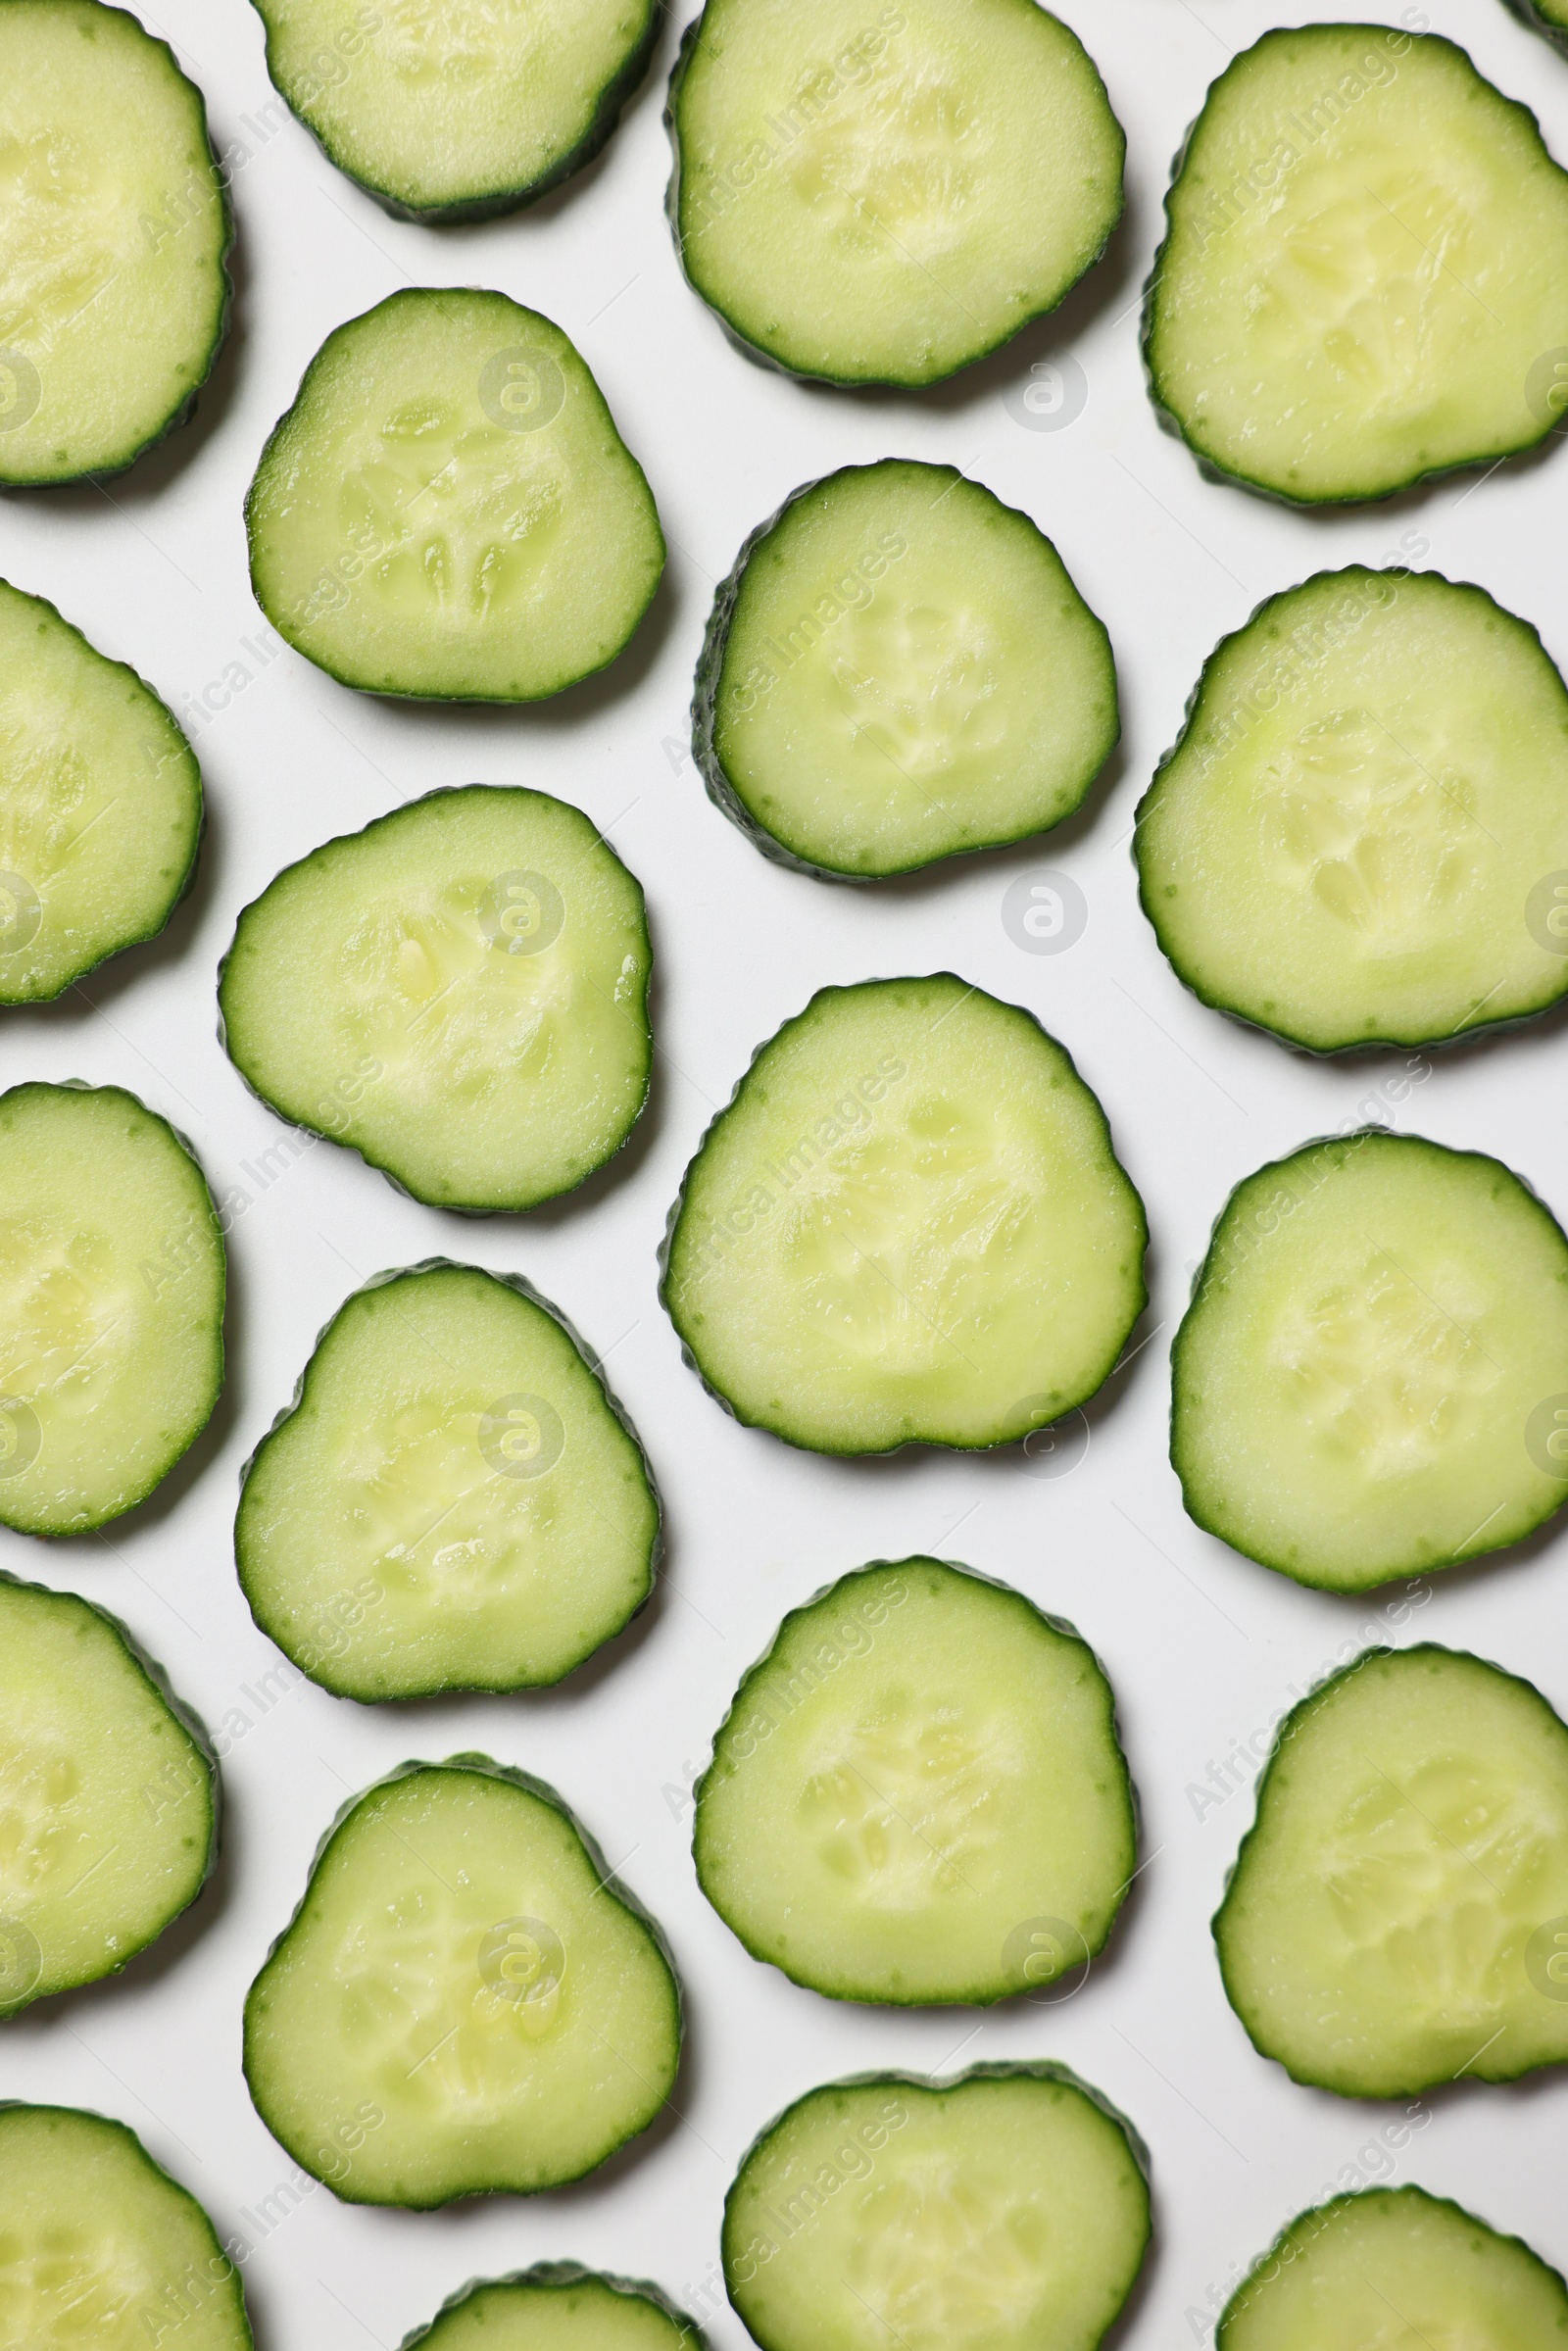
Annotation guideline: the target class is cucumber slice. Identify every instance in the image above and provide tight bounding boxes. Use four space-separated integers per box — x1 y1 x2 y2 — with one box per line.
404 2265 703 2351
244 1758 681 2205
1505 0 1568 54
1144 27 1568 504
251 0 657 222
0 2104 251 2347
723 2065 1150 2351
218 786 653 1213
0 0 230 486
694 462 1118 881
666 0 1124 387
1214 1644 1568 2098
0 577 201 1002
695 1558 1135 2004
1135 568 1568 1053
236 1260 660 1700
662 976 1147 1455
1173 1130 1568 1591
0 1082 224 1537
246 288 663 702
1219 2185 1568 2350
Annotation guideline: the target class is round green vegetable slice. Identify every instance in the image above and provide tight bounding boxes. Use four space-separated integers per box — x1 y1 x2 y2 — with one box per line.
666 0 1124 387
1173 1129 1568 1591
246 288 663 701
695 1558 1135 2004
236 1261 661 1700
402 2266 704 2351
1214 1645 1568 2098
1144 26 1568 504
0 0 230 486
1505 0 1568 54
218 785 653 1213
694 462 1118 881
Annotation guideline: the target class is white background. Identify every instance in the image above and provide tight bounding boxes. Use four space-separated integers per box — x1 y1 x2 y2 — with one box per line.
3 0 1567 2344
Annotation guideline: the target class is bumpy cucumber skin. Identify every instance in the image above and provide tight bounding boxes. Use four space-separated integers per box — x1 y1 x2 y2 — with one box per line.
234 1259 663 1700
243 1754 684 2207
693 1557 1139 2004
401 2263 708 2351
1133 566 1568 1053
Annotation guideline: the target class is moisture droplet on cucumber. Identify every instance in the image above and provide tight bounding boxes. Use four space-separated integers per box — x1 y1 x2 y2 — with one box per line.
1215 1645 1568 2097
406 2267 703 2351
0 1083 224 1536
723 2066 1150 2351
0 0 230 485
246 288 663 700
1145 26 1568 503
1136 568 1568 1051
1174 1130 1568 1590
695 1559 1135 2004
236 1261 660 1699
694 462 1118 880
244 1759 681 2205
251 0 657 221
662 977 1146 1454
218 786 653 1212
1218 2185 1568 2351
667 0 1123 386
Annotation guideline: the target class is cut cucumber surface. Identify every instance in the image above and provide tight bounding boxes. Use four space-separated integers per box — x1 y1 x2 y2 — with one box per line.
662 977 1147 1454
236 1261 660 1699
0 1082 224 1537
695 1558 1135 2004
0 577 201 1002
1173 1130 1568 1590
219 786 653 1212
1137 568 1568 1052
0 0 230 485
1215 1645 1568 2098
246 288 663 701
0 2104 251 2347
252 0 657 221
244 1759 681 2204
1144 27 1568 504
667 0 1124 386
723 2066 1150 2351
1219 2185 1568 2351
695 462 1118 880
1507 0 1568 50
405 2266 703 2351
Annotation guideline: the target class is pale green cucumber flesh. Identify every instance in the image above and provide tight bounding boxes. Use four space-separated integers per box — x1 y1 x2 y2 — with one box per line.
697 462 1117 879
668 0 1124 387
662 976 1147 1455
0 0 230 485
405 2267 701 2351
1145 27 1568 503
1219 2185 1568 2350
723 2068 1150 2351
1215 1645 1568 2098
243 1760 681 2205
1173 1131 1568 1590
0 1083 224 1537
695 1558 1134 2003
237 1262 660 1699
0 2105 251 2347
1136 568 1568 1051
218 786 654 1213
246 288 663 700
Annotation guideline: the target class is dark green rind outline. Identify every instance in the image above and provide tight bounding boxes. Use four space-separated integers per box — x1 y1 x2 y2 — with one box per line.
242 1754 684 2208
662 4 1125 391
215 784 655 1214
233 1258 663 1701
1140 25 1568 509
692 461 1120 883
693 1556 1138 2005
400 2263 710 2351
1171 1127 1568 1591
1133 565 1568 1053
658 975 1150 1457
244 288 664 704
1213 1643 1568 2097
1500 0 1568 56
